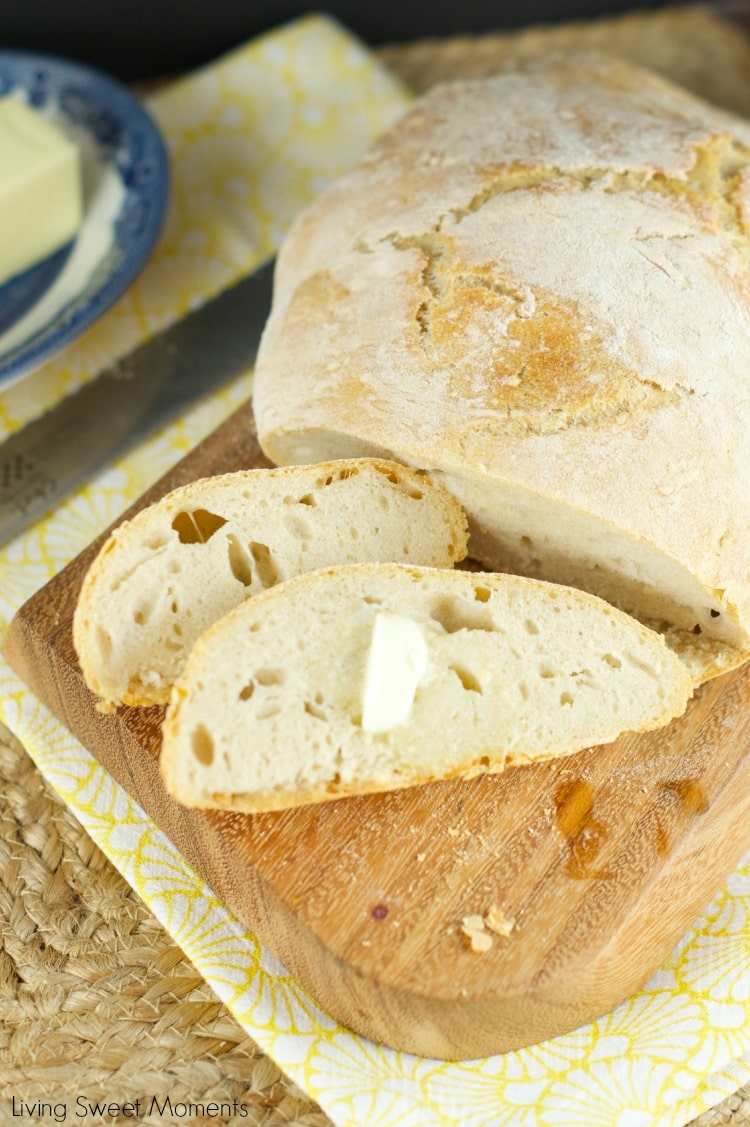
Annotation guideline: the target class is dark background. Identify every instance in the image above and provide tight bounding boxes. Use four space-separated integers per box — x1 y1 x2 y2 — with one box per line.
0 1 670 80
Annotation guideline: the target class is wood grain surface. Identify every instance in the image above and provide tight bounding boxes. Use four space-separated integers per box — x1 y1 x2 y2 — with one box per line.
4 405 750 1060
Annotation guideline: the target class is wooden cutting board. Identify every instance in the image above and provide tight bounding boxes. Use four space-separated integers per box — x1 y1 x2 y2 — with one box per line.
5 404 750 1060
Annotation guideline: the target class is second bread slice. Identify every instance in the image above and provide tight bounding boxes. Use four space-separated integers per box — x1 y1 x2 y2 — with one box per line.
161 563 693 813
73 460 467 707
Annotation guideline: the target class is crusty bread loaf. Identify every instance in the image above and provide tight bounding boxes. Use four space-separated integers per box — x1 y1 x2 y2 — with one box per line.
160 563 692 813
252 52 750 683
73 460 467 707
380 6 750 119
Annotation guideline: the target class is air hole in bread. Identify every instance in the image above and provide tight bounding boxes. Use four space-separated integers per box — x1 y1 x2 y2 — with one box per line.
338 467 360 480
350 527 360 540
378 495 389 511
284 513 313 540
239 682 255 701
298 493 317 506
520 535 533 549
144 533 169 550
171 600 179 614
326 772 342 793
560 691 574 707
255 668 285 686
173 622 183 637
409 489 423 500
133 602 154 625
257 704 281 720
474 586 491 603
479 756 490 768
172 509 228 544
168 559 182 574
430 596 495 633
363 596 382 605
603 653 622 668
305 700 327 721
191 724 214 766
96 626 112 659
249 542 281 588
524 619 539 634
540 665 555 679
624 651 660 678
450 665 483 693
372 465 400 484
165 639 182 652
519 682 529 701
226 534 253 587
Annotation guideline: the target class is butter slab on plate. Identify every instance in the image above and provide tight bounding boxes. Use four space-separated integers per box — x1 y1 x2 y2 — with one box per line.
0 51 169 388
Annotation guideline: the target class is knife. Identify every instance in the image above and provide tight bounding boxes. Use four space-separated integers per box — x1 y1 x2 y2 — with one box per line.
0 257 274 548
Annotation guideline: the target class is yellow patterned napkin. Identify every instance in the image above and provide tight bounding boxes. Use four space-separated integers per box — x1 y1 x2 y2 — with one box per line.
0 14 408 441
1 15 749 1126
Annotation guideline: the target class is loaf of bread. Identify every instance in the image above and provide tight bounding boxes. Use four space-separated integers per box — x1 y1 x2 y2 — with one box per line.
252 53 750 683
73 460 467 707
160 563 692 812
380 6 750 119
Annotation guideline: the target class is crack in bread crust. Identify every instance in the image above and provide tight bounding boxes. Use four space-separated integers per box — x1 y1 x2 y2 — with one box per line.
360 134 750 436
442 135 750 244
376 228 690 437
253 56 750 670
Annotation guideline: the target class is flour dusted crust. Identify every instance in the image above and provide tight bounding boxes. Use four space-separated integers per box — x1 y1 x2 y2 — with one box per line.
73 460 467 708
253 53 750 680
380 7 750 119
160 564 692 813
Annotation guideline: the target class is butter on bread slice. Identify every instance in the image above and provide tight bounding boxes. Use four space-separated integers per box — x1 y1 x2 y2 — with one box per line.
160 564 692 813
253 52 750 683
73 460 467 708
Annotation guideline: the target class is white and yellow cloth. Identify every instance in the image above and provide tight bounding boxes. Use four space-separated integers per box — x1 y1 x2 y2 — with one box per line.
0 16 748 1126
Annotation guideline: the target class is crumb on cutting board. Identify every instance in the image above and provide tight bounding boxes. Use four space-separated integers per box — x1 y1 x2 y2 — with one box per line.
485 905 516 937
460 905 516 953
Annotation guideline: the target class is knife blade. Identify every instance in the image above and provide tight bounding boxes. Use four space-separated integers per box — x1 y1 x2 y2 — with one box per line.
0 257 274 548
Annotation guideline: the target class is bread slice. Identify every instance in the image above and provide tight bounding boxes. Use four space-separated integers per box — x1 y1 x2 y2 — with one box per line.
160 563 692 813
73 460 468 708
252 52 750 683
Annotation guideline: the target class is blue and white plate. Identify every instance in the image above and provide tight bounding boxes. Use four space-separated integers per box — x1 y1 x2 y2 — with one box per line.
0 51 169 388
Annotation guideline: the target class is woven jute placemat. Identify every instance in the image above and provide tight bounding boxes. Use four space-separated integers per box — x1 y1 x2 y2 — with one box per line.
3 13 750 1123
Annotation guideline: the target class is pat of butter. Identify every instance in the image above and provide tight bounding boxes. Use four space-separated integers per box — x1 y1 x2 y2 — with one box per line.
361 610 429 733
0 97 83 286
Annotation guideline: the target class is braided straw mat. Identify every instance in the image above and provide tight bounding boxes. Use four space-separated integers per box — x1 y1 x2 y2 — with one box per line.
3 9 750 1124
